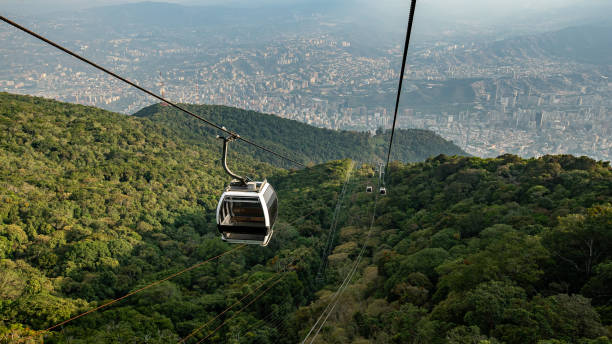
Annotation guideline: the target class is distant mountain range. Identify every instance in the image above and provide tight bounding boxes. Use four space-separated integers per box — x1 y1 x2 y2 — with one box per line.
60 1 612 43
489 25 612 66
439 25 612 66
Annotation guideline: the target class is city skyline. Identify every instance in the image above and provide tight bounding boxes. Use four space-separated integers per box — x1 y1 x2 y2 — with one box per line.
1 1 610 161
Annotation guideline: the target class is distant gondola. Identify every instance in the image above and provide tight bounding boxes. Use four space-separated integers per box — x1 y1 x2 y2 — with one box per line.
215 135 278 246
366 185 373 193
377 164 387 195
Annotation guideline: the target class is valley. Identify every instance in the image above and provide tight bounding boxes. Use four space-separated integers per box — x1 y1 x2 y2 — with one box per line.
0 93 611 343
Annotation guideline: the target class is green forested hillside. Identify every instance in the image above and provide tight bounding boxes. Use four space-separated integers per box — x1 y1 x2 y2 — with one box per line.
133 103 467 167
296 155 612 344
1 93 612 344
0 92 288 342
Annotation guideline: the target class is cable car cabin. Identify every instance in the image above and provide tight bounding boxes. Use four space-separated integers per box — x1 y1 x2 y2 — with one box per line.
216 180 278 246
379 187 387 195
366 186 373 193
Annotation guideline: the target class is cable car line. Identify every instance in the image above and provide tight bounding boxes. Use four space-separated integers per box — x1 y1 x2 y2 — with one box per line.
195 275 287 344
257 312 286 339
302 16 416 329
308 202 378 344
308 261 362 343
302 177 381 344
281 206 325 227
1 0 416 338
188 249 301 342
301 189 378 343
238 308 282 337
38 244 246 336
0 15 305 168
181 252 298 343
215 202 347 341
384 0 418 177
231 191 348 342
301 161 376 343
241 314 287 343
178 273 279 343
268 317 291 343
300 254 361 344
315 162 354 280
187 198 322 343
306 197 379 344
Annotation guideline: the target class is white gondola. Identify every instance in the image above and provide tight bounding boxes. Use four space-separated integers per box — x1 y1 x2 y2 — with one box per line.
214 135 278 246
379 187 387 195
366 185 373 193
216 180 277 246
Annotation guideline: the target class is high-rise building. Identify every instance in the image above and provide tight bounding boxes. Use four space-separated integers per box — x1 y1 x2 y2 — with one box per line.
535 111 544 130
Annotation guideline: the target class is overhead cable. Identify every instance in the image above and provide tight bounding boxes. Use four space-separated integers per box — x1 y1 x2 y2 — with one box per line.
40 244 246 335
303 178 380 344
315 162 354 280
384 0 418 175
178 273 279 343
308 196 379 343
0 16 305 168
195 275 286 343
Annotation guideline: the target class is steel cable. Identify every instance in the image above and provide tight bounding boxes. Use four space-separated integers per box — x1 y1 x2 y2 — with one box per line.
178 273 279 343
384 0 418 179
307 194 379 343
183 252 299 343
0 15 306 168
315 162 354 280
302 175 381 344
40 244 246 335
195 275 286 343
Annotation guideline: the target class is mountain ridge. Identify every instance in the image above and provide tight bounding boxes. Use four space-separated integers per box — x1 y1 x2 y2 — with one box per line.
132 102 468 168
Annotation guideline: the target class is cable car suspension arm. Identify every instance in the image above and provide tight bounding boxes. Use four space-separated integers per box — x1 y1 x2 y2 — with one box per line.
218 135 251 185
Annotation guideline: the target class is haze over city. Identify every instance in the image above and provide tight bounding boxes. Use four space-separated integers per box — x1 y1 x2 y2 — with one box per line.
2 0 611 160
2 2 612 344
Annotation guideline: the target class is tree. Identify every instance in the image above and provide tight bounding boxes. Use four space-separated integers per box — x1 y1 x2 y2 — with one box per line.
543 205 612 288
436 230 549 294
447 326 501 344
463 281 527 334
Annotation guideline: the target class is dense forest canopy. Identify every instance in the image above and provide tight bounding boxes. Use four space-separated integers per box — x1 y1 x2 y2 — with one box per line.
0 93 611 344
298 154 612 344
133 103 467 168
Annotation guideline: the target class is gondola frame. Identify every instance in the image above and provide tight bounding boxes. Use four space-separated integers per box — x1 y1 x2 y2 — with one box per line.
216 181 277 246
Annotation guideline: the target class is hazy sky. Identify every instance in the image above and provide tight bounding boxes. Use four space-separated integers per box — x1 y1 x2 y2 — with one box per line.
1 0 603 13
3 0 610 32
